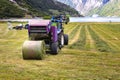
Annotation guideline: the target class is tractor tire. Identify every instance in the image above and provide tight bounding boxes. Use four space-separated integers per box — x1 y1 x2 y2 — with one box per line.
50 42 59 55
58 33 64 49
65 22 68 24
64 34 68 45
22 40 46 60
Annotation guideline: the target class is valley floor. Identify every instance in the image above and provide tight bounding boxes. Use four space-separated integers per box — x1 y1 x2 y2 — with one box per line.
0 22 120 80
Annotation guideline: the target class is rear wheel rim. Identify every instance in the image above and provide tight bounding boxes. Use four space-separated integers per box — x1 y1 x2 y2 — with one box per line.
61 35 64 46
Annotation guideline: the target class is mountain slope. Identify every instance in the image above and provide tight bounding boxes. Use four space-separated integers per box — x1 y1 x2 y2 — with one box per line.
16 0 80 16
57 0 120 17
0 0 80 18
0 0 25 18
87 0 120 17
57 0 104 15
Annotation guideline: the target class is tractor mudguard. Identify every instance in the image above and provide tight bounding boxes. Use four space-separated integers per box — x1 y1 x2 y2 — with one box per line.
57 29 62 34
51 26 58 42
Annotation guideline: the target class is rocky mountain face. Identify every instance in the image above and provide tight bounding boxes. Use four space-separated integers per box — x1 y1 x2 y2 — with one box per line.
57 0 119 17
88 0 120 17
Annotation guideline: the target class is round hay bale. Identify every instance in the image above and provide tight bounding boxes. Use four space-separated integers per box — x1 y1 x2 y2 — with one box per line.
22 40 46 60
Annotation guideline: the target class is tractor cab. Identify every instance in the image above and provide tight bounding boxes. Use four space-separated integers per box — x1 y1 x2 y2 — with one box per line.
51 19 63 34
51 15 70 24
51 16 63 34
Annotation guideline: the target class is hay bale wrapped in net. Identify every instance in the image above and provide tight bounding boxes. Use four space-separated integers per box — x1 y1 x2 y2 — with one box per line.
22 40 46 60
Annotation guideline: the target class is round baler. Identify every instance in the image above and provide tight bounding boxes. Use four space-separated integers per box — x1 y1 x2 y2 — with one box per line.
22 18 69 60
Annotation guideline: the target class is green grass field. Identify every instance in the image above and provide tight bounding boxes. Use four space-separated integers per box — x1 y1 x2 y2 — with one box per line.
0 22 120 80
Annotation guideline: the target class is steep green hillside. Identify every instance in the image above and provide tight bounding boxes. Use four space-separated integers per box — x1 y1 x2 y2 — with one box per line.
16 0 80 16
88 0 120 17
0 0 25 18
0 0 80 18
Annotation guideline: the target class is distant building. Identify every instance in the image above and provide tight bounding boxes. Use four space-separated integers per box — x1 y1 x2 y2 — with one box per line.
92 14 100 17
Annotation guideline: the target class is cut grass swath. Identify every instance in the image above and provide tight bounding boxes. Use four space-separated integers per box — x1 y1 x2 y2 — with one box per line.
88 26 114 52
64 23 76 33
69 24 81 39
92 24 120 53
66 24 80 36
85 25 96 51
69 26 82 45
95 24 120 38
69 25 86 50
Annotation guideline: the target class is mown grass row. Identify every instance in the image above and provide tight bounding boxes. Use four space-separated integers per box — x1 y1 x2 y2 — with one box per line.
97 24 120 37
69 24 81 39
94 24 120 39
69 25 86 50
91 24 120 53
85 25 95 51
101 24 120 33
64 23 75 32
0 22 27 39
88 26 114 52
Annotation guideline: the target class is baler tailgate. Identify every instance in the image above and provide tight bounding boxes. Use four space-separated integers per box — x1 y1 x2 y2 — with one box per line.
30 26 47 33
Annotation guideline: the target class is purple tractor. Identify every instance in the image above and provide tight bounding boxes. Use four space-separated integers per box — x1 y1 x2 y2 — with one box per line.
22 19 68 60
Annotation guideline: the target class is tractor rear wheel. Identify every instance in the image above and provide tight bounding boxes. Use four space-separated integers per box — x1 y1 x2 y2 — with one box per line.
64 34 68 45
50 42 59 55
58 33 64 49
